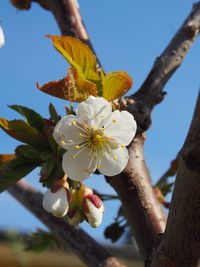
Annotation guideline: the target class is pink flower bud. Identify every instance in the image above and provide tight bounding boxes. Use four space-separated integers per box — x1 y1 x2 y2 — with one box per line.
82 194 104 228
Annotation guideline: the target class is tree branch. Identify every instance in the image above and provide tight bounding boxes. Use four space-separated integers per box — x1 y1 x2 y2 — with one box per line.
32 0 102 67
150 91 200 267
106 135 166 260
8 180 126 267
126 1 200 133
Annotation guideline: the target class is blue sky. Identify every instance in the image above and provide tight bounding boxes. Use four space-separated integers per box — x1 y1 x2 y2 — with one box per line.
0 1 200 243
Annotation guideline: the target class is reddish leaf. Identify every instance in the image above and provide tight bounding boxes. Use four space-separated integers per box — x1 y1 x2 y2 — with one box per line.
37 68 98 102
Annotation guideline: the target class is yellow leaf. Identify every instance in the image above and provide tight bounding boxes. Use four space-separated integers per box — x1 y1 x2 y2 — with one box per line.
37 68 98 102
47 35 100 81
102 71 133 101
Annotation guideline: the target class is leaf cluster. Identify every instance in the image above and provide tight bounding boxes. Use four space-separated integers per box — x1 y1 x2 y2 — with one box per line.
0 104 65 192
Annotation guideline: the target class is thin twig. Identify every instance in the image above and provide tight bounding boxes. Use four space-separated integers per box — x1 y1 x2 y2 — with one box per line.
126 1 200 132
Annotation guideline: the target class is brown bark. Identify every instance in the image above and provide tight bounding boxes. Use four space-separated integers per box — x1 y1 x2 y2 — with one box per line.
150 93 200 267
106 134 166 259
127 2 200 133
8 180 125 267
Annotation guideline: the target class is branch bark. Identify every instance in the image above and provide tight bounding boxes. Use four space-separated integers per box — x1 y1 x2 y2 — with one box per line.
106 134 166 259
8 180 126 267
126 1 200 133
150 92 200 267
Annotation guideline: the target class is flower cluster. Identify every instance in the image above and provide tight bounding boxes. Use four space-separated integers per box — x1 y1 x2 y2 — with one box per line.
43 95 137 228
43 179 104 228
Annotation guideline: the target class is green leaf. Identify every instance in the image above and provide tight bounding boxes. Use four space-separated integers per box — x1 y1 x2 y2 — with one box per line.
0 157 38 192
48 103 60 123
15 145 53 162
40 157 64 187
9 105 44 131
159 182 174 196
24 230 57 253
0 118 48 150
47 35 100 81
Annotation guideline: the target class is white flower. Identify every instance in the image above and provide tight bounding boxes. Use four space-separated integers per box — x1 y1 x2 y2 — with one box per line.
42 187 70 218
53 96 137 181
82 194 104 228
0 26 5 48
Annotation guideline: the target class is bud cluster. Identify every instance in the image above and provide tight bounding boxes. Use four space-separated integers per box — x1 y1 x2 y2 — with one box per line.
42 178 104 228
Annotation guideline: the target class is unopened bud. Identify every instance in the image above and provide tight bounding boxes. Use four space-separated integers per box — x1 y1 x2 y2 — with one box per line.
82 194 104 228
67 208 84 226
42 183 71 218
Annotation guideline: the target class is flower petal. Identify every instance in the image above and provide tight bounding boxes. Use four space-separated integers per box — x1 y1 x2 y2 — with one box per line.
62 147 97 181
104 110 137 146
42 188 69 218
0 26 5 48
98 146 129 176
76 96 112 128
53 115 84 149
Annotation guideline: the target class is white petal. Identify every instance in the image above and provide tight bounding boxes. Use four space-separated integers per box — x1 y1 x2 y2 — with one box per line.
76 96 112 128
104 110 137 146
42 188 69 218
0 26 5 48
53 115 84 150
98 146 129 176
85 199 104 228
62 147 97 181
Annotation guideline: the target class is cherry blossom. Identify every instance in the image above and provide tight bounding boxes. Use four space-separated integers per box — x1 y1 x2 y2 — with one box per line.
53 96 137 181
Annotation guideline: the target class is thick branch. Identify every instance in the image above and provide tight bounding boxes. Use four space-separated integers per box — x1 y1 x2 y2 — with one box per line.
8 180 125 267
127 2 200 132
106 134 166 260
150 92 200 267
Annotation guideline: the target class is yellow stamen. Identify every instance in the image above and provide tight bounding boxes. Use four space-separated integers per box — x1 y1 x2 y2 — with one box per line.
121 144 125 148
60 140 66 145
97 164 101 168
72 120 76 126
112 119 117 123
75 145 80 149
84 124 88 128
71 155 77 159
79 133 83 136
114 155 117 160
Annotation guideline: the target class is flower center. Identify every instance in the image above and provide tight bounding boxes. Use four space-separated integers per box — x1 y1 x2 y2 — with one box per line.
90 130 105 148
